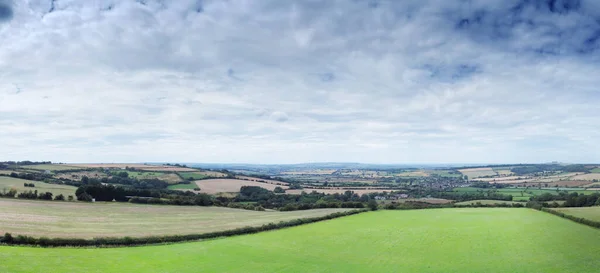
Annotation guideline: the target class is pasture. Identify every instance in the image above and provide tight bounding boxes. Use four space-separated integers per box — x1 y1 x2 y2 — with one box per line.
0 177 77 196
552 207 600 222
0 199 350 239
1 209 600 272
195 179 288 194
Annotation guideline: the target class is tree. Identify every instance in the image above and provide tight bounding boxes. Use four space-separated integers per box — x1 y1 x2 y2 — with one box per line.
77 192 93 202
67 195 74 201
273 187 285 193
54 194 65 201
368 200 378 211
117 171 129 178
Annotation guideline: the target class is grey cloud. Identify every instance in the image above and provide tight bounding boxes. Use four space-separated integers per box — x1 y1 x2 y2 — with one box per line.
0 0 599 163
0 0 12 22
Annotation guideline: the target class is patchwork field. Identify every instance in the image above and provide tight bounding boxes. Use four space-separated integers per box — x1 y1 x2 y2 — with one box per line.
0 177 77 196
21 164 84 171
236 175 289 186
458 167 497 178
0 198 350 239
56 171 107 181
69 164 197 172
287 188 396 195
571 173 600 181
195 179 289 194
551 207 600 222
1 209 600 272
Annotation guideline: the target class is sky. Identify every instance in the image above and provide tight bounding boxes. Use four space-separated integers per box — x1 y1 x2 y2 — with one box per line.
0 0 599 164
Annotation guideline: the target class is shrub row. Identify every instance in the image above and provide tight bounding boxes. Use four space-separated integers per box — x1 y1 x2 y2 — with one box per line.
540 207 600 229
0 209 367 247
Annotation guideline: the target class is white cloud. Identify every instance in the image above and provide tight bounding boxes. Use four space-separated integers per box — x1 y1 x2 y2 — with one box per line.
0 0 599 164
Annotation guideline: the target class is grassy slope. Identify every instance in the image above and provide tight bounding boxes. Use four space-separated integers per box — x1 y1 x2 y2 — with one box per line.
167 183 197 190
0 199 350 238
553 207 600 222
0 177 77 196
1 209 600 272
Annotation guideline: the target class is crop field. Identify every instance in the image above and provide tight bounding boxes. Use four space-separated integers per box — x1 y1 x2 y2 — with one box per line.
395 170 429 177
21 164 84 171
0 198 350 239
571 173 600 181
551 207 600 222
195 179 289 194
458 167 497 178
236 175 289 186
0 177 77 196
1 209 599 272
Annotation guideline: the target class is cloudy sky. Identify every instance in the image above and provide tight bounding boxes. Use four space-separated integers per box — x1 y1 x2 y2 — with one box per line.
1 0 599 164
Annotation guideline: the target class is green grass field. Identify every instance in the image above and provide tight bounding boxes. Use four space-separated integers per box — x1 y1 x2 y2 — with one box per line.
591 168 600 173
20 164 83 171
178 172 208 180
0 177 77 196
0 208 599 272
167 183 197 190
0 199 350 238
454 200 522 205
552 207 600 222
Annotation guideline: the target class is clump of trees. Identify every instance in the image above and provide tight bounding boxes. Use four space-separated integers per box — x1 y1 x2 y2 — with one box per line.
23 183 35 188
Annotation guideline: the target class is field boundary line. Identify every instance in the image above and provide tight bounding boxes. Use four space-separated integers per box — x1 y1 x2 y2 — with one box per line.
538 207 600 229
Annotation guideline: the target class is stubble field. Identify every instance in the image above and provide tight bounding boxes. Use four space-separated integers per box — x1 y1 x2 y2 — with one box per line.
0 199 349 238
0 208 599 272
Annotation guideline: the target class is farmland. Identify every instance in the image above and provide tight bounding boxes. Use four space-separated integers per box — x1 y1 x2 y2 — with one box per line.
458 167 497 178
453 186 593 201
21 164 84 171
195 179 288 194
454 200 521 206
551 207 600 222
0 177 77 197
120 171 182 184
0 198 351 239
1 209 599 272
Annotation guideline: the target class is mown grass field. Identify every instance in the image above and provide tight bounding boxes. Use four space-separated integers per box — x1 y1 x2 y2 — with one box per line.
0 208 599 272
0 177 77 196
0 199 350 238
552 207 600 222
